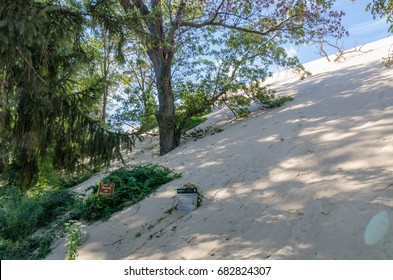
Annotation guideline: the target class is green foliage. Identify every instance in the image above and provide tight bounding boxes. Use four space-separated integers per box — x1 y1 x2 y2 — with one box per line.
33 189 77 227
58 170 100 189
186 126 224 141
0 189 43 241
0 238 32 260
36 150 99 189
172 26 305 131
366 1 393 67
0 163 179 259
64 220 86 260
367 0 393 32
111 85 158 133
33 234 54 259
82 164 181 221
220 95 252 118
0 187 78 259
109 44 158 133
268 95 294 108
181 115 208 133
82 193 110 220
0 0 138 191
249 84 294 108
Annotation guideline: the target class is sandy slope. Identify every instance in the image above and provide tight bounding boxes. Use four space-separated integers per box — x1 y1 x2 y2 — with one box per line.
47 37 393 260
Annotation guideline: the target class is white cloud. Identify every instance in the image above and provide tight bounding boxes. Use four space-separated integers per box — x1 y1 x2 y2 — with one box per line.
285 45 298 58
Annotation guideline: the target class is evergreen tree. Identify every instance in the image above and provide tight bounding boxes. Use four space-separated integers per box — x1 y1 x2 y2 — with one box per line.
0 0 137 190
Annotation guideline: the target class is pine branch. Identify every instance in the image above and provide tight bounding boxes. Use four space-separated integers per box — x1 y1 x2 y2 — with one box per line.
16 46 48 86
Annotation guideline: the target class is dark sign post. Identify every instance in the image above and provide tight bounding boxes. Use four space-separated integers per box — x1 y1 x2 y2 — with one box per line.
98 182 115 199
177 188 198 216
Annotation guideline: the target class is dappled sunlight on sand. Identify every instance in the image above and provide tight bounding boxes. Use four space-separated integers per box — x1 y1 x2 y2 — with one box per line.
199 161 223 168
319 132 357 142
280 100 317 112
46 37 393 260
257 135 279 143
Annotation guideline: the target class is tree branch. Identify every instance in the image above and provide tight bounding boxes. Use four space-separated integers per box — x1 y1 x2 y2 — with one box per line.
179 20 270 36
120 0 150 16
179 13 300 37
16 46 48 86
168 0 185 46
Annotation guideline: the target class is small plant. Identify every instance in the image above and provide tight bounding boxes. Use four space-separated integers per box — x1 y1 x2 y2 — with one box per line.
268 95 294 108
187 126 223 141
147 224 155 230
64 220 86 260
382 47 393 68
250 85 293 109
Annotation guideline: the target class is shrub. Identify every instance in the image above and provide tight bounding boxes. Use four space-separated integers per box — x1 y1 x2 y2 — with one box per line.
0 164 180 259
0 187 78 259
82 193 110 220
267 95 294 108
0 238 32 259
34 189 77 226
0 189 43 241
82 164 180 221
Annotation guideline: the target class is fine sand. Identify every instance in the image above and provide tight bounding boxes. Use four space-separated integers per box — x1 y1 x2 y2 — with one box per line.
47 37 393 260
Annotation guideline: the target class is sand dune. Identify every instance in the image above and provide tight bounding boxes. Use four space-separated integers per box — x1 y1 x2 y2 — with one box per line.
47 37 393 260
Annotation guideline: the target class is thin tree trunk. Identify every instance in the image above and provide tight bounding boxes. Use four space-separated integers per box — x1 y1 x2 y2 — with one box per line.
0 74 10 175
101 26 109 123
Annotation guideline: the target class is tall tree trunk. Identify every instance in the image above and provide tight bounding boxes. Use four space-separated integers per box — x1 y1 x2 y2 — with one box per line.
101 26 109 123
0 74 11 175
154 61 176 155
14 95 39 190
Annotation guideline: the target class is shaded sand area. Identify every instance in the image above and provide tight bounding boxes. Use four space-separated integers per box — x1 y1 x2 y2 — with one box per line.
47 37 393 260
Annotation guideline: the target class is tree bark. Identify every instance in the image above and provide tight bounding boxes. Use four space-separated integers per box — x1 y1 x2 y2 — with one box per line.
153 59 176 155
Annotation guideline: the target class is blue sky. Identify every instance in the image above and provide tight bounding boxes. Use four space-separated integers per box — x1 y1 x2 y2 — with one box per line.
292 0 392 63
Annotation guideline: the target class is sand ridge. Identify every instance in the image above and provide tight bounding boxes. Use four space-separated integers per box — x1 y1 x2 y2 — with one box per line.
47 37 393 260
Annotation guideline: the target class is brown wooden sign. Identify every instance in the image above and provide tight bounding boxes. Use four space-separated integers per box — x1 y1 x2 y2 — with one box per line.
98 182 115 198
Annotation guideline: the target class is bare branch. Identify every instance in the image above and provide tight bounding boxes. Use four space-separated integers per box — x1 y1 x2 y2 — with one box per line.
318 36 372 62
